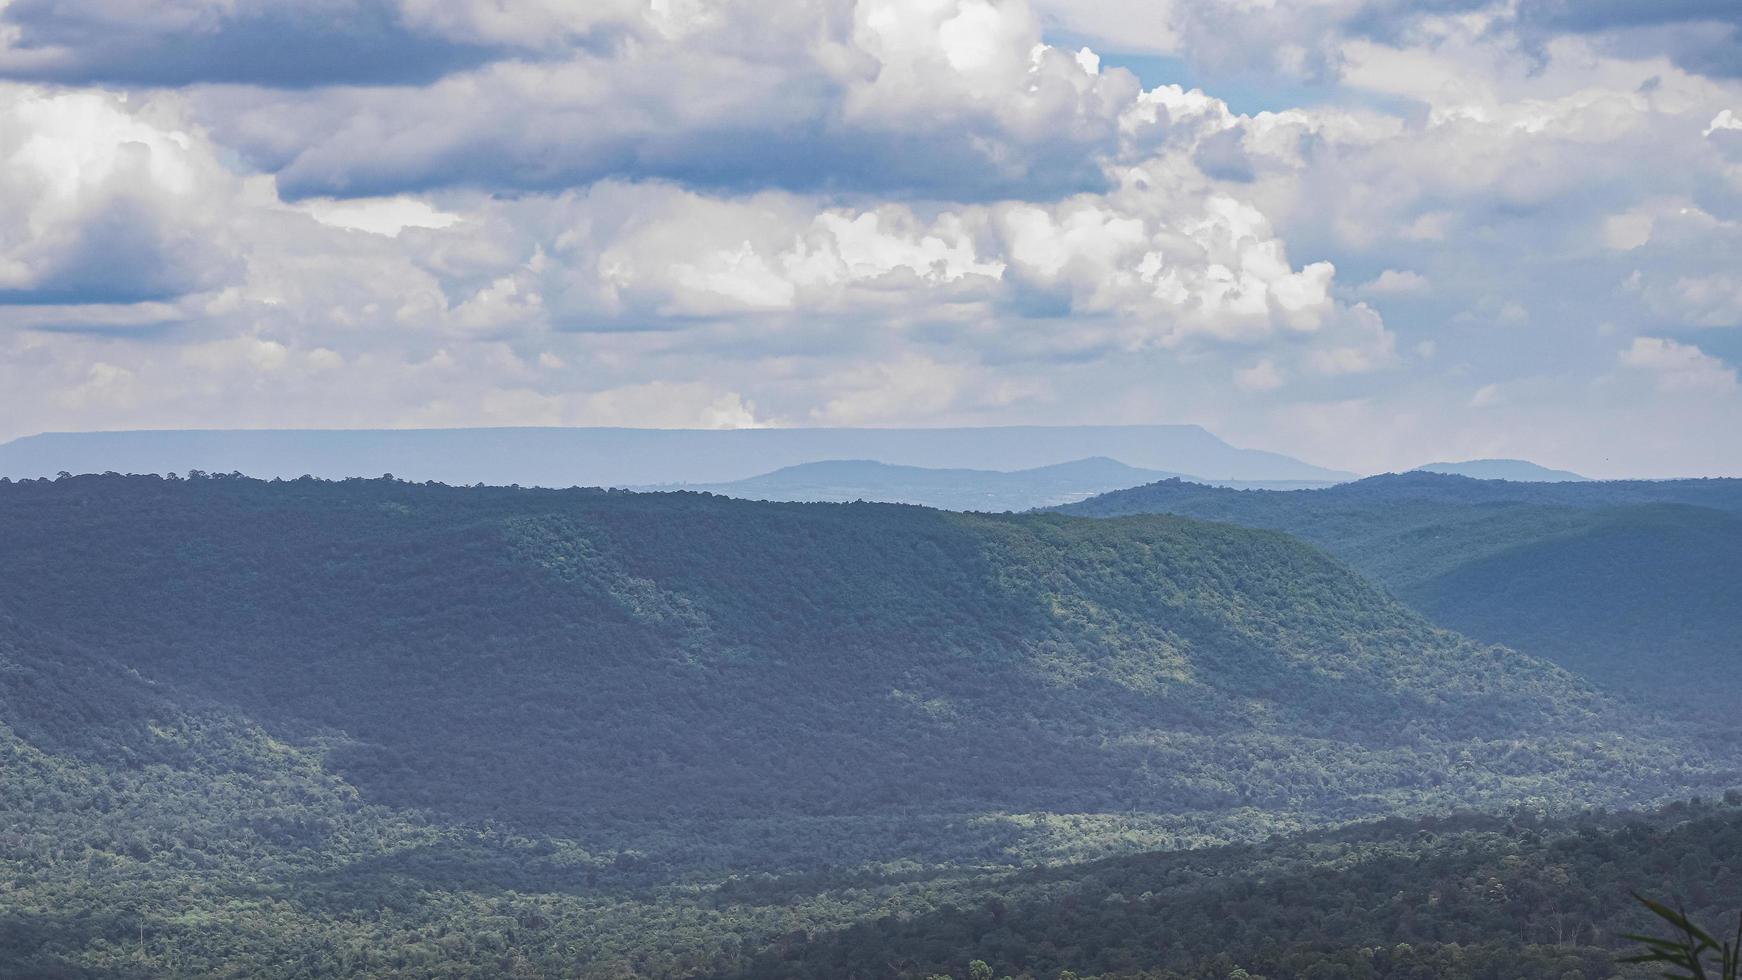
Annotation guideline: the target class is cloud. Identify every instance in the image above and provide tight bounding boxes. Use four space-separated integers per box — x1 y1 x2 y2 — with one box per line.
1618 336 1739 392
0 87 241 305
186 0 1143 203
0 0 508 87
1043 0 1742 85
1618 207 1742 328
1235 358 1284 392
1511 0 1742 78
301 196 463 237
1468 382 1504 407
1359 269 1430 295
1642 273 1742 328
811 354 972 425
1705 108 1742 136
1303 305 1398 376
527 176 1367 358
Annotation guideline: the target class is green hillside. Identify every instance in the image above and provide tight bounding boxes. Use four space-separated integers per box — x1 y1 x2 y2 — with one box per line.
1055 473 1742 721
0 474 1732 978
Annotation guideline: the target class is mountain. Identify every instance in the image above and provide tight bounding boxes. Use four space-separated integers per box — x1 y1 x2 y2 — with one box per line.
0 474 1724 979
0 425 1356 486
1416 458 1590 481
0 473 1664 835
1054 472 1742 720
656 457 1338 511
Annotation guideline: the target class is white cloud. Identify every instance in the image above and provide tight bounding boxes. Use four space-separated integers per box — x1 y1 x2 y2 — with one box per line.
1618 337 1739 393
1469 383 1504 408
812 354 970 425
1704 109 1742 137
1234 359 1283 392
1658 274 1742 328
576 382 760 430
0 86 239 302
1358 269 1429 295
1303 306 1398 376
301 196 463 237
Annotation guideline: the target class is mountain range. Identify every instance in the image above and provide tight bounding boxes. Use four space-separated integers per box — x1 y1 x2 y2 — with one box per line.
655 457 1335 511
0 425 1354 487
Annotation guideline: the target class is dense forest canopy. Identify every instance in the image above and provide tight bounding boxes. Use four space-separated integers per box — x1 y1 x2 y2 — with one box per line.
1055 473 1742 722
1 473 1736 978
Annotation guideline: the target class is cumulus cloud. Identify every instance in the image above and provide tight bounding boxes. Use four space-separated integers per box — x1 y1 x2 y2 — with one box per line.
0 87 241 304
1705 108 1742 136
1618 336 1739 392
532 171 1367 355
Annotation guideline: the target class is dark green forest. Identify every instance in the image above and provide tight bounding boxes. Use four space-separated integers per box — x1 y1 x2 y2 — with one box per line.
1 474 1736 978
1055 472 1742 722
713 797 1742 980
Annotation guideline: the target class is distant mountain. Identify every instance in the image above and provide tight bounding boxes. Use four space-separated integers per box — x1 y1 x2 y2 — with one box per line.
1416 458 1589 481
658 456 1338 511
0 425 1356 486
1055 472 1742 721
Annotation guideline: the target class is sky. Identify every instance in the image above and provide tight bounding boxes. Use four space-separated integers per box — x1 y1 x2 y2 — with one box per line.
0 1 1739 477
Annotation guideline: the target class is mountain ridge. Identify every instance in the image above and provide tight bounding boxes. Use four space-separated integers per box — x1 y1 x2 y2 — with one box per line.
648 457 1336 511
1415 458 1590 481
0 473 1684 837
0 425 1356 487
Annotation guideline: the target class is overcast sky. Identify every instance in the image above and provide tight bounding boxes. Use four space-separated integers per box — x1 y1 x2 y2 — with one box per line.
1 0 1739 476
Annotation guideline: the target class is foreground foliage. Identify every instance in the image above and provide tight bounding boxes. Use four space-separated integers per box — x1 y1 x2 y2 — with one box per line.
1622 894 1742 980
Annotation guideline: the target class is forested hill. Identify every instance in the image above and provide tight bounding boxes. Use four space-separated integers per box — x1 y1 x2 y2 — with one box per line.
1056 471 1742 518
0 473 1699 838
0 474 1734 979
1052 472 1742 722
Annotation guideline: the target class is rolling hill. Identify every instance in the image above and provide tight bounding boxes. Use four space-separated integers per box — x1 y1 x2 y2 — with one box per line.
1055 473 1742 720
